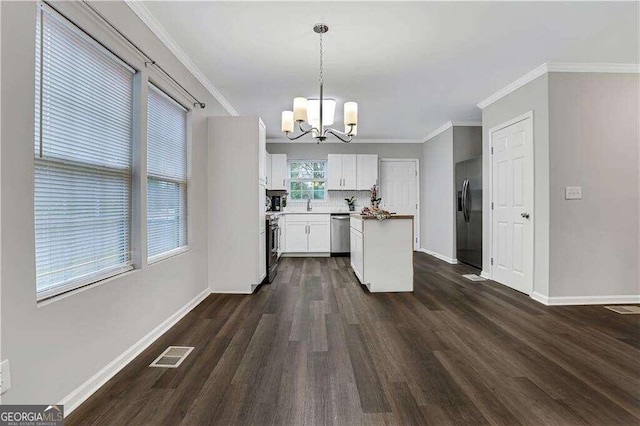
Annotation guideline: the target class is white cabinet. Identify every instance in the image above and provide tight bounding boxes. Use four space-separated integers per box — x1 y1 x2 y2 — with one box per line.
285 222 308 252
350 226 364 283
258 121 267 183
284 214 330 253
357 154 378 190
308 222 331 252
265 152 272 189
327 154 357 190
270 154 287 190
207 116 268 294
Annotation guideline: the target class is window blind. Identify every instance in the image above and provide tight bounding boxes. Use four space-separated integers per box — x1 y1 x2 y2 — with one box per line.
34 5 134 300
147 84 188 260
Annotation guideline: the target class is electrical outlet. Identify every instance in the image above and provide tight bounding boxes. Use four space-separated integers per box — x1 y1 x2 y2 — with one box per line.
0 360 11 394
565 186 582 200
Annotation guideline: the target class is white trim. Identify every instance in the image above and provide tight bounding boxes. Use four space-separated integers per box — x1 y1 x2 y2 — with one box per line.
452 121 482 127
380 158 421 250
266 138 425 144
487 111 535 295
124 1 238 116
60 288 210 416
148 245 190 265
480 271 491 280
418 248 458 265
424 121 452 142
531 293 640 306
546 63 640 73
478 62 640 109
281 253 331 258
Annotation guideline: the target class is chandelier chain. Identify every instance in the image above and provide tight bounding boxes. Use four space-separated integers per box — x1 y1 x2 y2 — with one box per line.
319 32 323 85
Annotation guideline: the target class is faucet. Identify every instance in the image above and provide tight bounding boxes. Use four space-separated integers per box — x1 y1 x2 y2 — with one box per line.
306 196 312 211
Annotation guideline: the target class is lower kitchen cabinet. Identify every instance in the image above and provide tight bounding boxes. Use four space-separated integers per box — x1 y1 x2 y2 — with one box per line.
350 226 364 282
284 214 330 254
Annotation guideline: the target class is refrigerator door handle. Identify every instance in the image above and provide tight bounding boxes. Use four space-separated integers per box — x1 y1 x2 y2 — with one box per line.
465 179 471 223
462 179 469 223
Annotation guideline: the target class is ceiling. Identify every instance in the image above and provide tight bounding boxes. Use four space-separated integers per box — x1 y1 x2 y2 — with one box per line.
140 1 639 142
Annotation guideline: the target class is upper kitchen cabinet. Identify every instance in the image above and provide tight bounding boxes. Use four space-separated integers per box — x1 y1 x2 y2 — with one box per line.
258 121 267 183
265 152 272 188
357 154 378 190
327 154 357 190
270 154 287 190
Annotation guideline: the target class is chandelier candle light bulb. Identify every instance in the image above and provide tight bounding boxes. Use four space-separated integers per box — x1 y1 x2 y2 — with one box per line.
281 111 294 133
281 23 359 143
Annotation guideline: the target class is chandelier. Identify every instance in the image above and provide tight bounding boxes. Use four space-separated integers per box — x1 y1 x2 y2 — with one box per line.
281 24 358 143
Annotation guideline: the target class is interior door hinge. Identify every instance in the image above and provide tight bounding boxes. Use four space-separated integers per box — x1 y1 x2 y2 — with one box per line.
491 257 494 265
491 147 494 154
491 202 494 210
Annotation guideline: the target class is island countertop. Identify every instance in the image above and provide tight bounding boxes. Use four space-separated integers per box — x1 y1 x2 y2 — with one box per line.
350 214 414 220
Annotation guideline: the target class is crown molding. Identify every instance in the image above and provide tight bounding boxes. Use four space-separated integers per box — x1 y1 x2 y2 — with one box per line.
478 62 640 109
452 121 482 127
125 1 238 116
266 138 425 144
424 121 452 142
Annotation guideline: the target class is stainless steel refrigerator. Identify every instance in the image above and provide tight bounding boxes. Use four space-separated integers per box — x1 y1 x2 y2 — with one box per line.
456 157 483 269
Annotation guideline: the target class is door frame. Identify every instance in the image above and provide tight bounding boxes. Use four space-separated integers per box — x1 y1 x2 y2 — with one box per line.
487 111 535 294
379 158 421 250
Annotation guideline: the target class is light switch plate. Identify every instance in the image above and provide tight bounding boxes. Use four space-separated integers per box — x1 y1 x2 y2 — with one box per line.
565 186 582 200
0 359 11 394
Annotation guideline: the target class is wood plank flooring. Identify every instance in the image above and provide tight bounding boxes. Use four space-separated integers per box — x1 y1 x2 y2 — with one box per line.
67 253 640 425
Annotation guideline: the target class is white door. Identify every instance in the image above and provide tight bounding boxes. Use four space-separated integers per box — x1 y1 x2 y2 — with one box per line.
285 222 308 252
342 154 358 190
327 154 343 190
308 222 330 252
491 116 533 295
380 160 419 249
271 154 287 190
357 154 378 190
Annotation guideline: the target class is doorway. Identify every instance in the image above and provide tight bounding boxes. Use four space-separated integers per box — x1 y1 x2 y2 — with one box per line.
379 159 420 250
489 112 534 295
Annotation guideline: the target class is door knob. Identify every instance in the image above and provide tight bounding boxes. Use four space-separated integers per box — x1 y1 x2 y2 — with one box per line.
521 212 530 219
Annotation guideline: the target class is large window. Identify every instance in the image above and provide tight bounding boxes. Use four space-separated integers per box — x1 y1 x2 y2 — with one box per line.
34 5 134 300
147 84 188 261
288 160 326 200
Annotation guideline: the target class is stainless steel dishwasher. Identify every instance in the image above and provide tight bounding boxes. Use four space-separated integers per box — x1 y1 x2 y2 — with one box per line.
330 213 351 256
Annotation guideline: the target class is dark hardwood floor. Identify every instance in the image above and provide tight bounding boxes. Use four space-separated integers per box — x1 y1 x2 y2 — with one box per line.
68 253 640 425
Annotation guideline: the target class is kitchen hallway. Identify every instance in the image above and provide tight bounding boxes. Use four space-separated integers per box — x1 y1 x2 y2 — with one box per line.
67 254 640 425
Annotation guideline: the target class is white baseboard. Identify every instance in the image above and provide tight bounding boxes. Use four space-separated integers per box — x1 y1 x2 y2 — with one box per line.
418 248 458 264
480 271 491 279
531 292 640 306
60 288 211 416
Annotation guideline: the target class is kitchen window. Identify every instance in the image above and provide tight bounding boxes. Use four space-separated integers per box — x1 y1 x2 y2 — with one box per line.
33 4 134 300
288 160 326 200
147 84 189 261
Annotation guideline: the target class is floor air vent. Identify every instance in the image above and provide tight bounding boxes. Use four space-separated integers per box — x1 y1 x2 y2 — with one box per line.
149 346 194 368
605 306 640 315
462 274 486 282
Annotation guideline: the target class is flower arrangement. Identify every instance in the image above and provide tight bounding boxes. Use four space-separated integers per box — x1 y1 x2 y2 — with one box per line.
370 184 381 208
360 206 391 221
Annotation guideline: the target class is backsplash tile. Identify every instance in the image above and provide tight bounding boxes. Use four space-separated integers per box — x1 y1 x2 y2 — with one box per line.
288 190 372 209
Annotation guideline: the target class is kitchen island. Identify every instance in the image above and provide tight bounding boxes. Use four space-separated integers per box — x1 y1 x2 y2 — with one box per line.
349 214 414 292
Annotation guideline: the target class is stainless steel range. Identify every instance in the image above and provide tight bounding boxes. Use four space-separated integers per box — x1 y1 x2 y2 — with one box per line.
265 214 280 283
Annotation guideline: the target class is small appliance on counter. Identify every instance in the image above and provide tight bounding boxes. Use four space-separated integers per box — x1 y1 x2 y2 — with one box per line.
271 195 282 211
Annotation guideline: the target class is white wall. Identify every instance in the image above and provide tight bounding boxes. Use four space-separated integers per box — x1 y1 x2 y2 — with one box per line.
421 128 455 259
482 71 639 302
548 72 639 298
482 74 551 297
1 1 225 405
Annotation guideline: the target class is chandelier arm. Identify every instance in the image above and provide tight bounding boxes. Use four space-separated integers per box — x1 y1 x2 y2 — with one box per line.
325 128 353 143
285 130 314 141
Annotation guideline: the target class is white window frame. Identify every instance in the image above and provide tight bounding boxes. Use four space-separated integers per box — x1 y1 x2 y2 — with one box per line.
287 160 327 201
34 4 135 301
146 83 190 264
